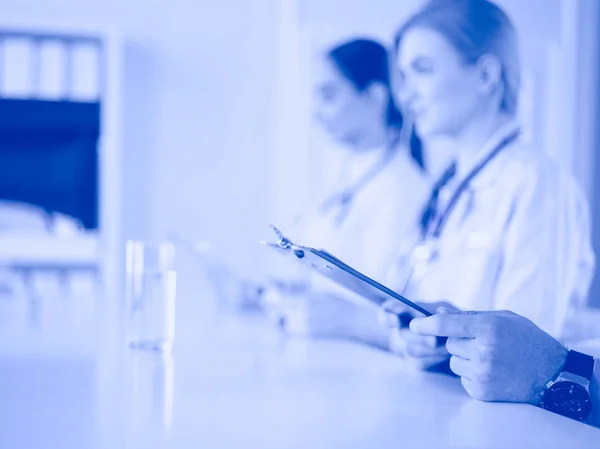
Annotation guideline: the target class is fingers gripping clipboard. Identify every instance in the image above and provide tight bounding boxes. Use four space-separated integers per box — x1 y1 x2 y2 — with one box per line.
261 226 433 318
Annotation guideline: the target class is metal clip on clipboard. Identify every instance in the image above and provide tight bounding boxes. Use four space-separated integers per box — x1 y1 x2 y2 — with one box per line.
261 225 433 318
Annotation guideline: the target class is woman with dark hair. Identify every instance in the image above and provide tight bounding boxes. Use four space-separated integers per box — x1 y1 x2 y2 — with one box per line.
261 38 431 340
316 38 424 168
288 38 429 256
209 38 430 344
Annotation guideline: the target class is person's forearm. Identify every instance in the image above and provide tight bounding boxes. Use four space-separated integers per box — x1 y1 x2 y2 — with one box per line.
589 359 600 427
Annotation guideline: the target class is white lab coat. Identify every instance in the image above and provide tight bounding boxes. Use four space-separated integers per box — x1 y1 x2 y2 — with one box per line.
388 122 595 338
270 144 430 299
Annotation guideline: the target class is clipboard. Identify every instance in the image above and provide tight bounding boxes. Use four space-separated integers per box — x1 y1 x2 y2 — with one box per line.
262 226 433 317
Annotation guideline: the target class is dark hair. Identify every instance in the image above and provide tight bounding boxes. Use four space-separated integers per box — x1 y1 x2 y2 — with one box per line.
394 0 520 115
328 39 424 169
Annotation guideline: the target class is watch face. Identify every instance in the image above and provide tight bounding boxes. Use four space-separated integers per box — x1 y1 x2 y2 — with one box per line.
541 381 592 421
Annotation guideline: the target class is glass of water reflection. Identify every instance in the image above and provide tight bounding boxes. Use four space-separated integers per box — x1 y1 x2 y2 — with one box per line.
125 241 177 352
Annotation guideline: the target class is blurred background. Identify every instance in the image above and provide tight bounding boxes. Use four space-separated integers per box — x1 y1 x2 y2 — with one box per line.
1 1 600 447
0 0 599 310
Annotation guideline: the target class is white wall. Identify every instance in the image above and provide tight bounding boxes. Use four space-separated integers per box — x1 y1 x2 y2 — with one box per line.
581 1 600 307
0 0 281 276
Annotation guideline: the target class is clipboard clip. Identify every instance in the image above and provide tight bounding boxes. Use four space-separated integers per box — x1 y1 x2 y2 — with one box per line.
260 225 306 259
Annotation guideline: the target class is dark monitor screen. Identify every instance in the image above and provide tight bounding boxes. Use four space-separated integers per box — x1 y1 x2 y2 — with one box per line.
0 98 100 229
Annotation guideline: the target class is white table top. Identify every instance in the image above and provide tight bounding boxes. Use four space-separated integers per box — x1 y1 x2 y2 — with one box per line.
1 266 599 449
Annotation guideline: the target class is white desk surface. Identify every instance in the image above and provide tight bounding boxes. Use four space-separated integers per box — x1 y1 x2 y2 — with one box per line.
0 266 599 449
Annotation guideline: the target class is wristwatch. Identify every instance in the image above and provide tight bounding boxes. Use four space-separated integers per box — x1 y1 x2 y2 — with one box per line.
540 350 594 422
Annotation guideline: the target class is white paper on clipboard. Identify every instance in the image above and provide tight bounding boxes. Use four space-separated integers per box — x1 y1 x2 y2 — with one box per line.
261 233 433 317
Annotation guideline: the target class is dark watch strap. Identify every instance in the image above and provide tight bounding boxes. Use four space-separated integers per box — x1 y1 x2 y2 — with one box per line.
564 350 595 381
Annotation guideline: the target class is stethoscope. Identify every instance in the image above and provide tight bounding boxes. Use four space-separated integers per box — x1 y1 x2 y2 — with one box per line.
318 130 403 226
398 128 521 294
